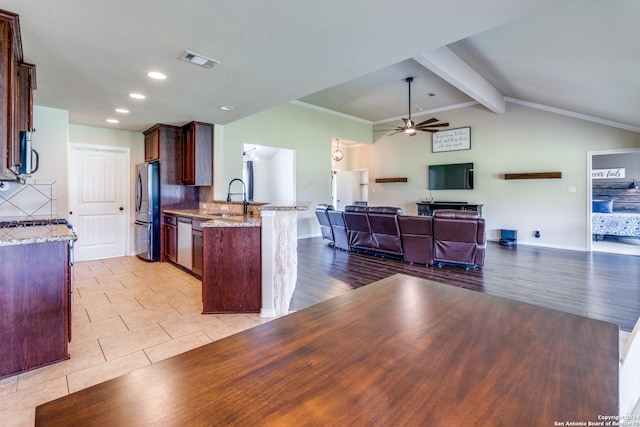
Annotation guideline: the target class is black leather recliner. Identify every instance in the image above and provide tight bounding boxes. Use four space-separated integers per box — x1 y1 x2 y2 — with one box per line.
315 204 334 243
398 215 434 265
343 205 373 251
367 207 404 256
327 210 349 250
432 210 486 269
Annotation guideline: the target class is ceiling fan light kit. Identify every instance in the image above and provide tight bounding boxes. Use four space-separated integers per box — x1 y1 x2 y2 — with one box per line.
375 77 450 137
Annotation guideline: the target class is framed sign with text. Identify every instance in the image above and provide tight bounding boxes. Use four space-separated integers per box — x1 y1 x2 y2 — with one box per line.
432 127 471 153
591 168 625 179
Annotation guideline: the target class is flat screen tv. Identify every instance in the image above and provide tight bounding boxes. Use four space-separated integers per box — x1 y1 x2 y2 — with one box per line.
428 162 474 190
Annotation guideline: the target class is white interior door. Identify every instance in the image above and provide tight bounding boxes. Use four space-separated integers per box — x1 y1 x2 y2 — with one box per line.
69 144 129 261
332 170 354 210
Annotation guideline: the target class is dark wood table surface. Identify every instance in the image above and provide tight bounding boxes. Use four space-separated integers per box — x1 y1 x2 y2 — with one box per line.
36 274 618 426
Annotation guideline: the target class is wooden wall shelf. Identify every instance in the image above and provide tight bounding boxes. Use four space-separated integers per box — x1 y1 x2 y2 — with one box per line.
504 172 561 180
375 178 408 183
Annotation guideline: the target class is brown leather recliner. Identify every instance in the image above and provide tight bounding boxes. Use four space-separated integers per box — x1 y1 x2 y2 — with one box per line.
315 204 334 243
327 210 349 251
432 210 486 269
343 205 373 251
367 207 404 256
398 215 434 265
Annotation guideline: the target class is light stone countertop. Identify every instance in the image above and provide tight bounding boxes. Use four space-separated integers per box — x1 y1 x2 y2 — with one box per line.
163 209 261 228
0 224 76 246
258 201 310 211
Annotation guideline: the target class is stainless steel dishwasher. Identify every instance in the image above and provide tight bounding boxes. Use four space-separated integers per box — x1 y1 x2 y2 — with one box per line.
177 216 193 270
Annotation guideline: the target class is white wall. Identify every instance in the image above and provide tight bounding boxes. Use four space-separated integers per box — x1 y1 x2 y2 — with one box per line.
32 106 70 216
270 149 295 202
250 159 272 202
369 102 640 250
218 102 372 238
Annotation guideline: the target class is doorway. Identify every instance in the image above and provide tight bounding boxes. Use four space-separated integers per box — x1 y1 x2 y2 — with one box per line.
331 170 368 210
587 148 640 256
242 144 295 203
69 144 129 261
331 138 369 210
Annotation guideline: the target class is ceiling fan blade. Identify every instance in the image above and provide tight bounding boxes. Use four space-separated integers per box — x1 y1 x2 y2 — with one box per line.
415 117 438 127
374 128 402 132
418 128 440 133
417 122 449 129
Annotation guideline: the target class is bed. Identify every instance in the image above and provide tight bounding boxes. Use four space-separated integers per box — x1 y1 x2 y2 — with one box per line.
592 200 640 240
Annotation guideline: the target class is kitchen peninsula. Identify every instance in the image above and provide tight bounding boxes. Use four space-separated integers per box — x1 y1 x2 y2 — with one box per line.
164 201 308 317
0 223 76 379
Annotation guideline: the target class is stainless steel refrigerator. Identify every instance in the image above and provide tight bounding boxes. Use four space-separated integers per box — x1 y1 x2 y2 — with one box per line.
135 162 160 261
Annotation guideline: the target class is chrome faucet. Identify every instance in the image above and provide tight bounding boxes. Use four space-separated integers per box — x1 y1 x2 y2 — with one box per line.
226 178 248 215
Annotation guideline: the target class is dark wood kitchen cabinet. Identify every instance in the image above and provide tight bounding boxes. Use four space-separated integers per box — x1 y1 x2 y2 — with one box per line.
0 9 35 179
0 240 71 379
202 225 261 313
144 128 160 162
182 121 213 186
163 213 177 263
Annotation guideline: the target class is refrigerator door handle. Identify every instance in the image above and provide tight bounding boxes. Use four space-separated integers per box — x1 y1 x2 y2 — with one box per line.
135 172 142 213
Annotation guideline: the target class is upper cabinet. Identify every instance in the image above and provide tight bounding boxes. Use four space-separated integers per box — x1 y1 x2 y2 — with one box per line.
143 124 183 184
182 121 213 186
1 9 35 179
144 127 160 162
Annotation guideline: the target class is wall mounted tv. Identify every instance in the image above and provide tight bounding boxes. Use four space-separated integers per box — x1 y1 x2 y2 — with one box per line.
428 162 474 190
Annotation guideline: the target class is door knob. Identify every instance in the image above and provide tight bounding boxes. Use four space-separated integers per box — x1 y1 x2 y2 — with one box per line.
119 207 124 211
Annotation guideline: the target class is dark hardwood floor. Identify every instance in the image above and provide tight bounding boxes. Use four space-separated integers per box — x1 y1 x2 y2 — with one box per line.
291 238 640 331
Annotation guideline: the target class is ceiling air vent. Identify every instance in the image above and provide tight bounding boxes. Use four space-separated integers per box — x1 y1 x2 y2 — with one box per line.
179 50 220 69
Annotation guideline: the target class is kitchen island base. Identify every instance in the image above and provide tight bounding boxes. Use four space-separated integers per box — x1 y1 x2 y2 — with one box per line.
201 226 261 314
0 240 71 379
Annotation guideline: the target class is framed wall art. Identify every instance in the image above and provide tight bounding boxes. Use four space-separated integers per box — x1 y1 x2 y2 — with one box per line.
432 127 471 153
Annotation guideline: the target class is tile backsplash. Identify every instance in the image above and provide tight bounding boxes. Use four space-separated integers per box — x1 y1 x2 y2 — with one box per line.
0 179 58 222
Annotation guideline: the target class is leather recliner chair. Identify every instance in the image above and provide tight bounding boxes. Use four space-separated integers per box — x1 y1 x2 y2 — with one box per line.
343 205 373 251
315 204 334 243
367 207 404 256
432 210 486 269
398 215 434 265
327 210 349 251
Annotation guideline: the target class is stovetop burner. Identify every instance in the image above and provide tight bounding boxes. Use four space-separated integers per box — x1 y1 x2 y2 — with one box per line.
0 218 69 228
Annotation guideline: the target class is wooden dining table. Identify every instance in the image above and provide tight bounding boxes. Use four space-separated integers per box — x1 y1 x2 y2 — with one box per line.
36 274 618 426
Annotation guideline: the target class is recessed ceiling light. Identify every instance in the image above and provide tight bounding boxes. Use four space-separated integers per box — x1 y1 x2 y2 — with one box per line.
219 105 234 111
129 93 145 100
115 108 130 114
106 119 119 123
147 71 166 80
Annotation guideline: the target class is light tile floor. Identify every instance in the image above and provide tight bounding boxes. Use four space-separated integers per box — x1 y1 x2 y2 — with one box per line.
0 256 275 427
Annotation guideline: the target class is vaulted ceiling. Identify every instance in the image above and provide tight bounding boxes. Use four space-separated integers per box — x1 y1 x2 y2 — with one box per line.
2 0 638 133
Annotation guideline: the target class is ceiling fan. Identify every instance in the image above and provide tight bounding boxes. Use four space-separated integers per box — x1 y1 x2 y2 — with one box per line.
375 77 449 137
